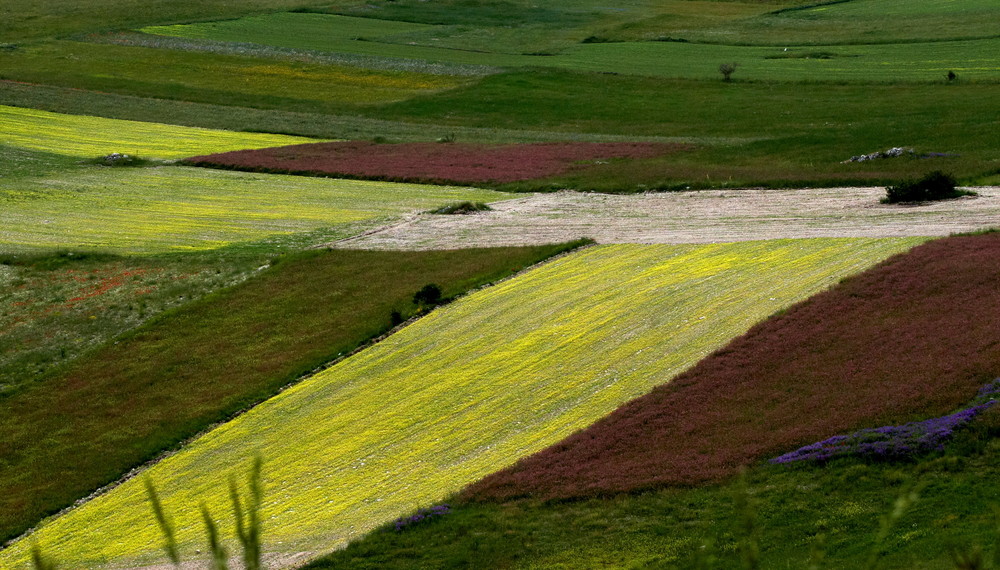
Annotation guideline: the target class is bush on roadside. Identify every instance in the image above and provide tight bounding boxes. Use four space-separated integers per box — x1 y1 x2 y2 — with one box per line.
882 171 974 203
429 202 493 215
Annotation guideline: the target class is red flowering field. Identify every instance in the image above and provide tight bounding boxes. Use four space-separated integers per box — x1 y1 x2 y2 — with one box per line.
184 141 688 185
467 232 1000 501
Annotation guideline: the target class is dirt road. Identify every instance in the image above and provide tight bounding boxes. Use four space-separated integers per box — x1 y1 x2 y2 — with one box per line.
331 187 1000 250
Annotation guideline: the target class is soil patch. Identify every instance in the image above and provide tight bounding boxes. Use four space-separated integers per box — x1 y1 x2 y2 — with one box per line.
184 141 687 185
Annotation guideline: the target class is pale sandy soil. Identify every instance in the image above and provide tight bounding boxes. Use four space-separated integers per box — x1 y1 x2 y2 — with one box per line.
330 187 1000 249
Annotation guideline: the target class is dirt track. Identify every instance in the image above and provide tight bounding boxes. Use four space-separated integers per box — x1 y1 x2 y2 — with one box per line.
330 187 1000 249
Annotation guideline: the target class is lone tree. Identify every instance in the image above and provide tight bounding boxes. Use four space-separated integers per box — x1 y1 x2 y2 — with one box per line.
719 62 738 82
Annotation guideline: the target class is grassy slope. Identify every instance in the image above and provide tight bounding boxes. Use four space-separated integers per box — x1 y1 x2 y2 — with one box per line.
0 238 921 568
0 81 679 144
310 418 1000 569
0 105 319 159
142 13 1000 81
310 232 1000 569
0 41 467 114
0 244 583 548
0 0 320 41
668 0 1000 46
0 166 508 254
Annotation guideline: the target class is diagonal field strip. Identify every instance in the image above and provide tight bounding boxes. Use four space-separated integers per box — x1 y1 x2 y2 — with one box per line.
0 105 319 159
0 238 925 568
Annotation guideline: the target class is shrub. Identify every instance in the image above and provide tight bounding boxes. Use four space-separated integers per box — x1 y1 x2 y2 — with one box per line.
883 171 974 203
429 202 493 215
413 283 443 306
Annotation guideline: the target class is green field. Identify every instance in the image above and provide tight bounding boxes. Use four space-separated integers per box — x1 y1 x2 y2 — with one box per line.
0 238 924 568
677 0 1000 46
0 105 318 160
0 167 508 254
0 41 468 114
140 12 1000 82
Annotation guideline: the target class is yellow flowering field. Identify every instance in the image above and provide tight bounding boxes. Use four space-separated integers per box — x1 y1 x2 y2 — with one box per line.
0 167 509 253
0 238 926 568
0 105 318 159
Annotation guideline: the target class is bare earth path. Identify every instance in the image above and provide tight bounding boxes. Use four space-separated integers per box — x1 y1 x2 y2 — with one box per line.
330 187 1000 249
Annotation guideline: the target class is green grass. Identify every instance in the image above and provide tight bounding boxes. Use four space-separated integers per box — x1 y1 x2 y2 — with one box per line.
0 41 468 114
0 0 318 41
0 166 509 254
139 10 1000 81
682 0 1000 46
0 80 681 144
554 38 1000 82
308 412 1000 569
0 250 262 396
0 144 80 179
0 105 320 159
0 243 585 550
0 238 922 568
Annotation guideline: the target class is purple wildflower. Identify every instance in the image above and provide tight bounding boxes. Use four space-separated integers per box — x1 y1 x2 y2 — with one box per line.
393 504 452 531
771 379 998 464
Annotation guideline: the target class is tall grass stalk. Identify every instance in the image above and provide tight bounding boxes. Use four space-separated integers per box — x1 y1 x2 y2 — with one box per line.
229 456 263 570
145 477 181 567
200 502 229 570
733 470 760 570
30 543 57 570
864 480 922 570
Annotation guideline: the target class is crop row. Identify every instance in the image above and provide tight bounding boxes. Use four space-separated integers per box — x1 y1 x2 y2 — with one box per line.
0 238 923 568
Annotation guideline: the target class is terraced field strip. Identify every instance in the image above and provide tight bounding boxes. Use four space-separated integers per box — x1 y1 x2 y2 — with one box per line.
705 0 1000 45
139 12 1000 81
0 105 317 159
0 167 510 253
0 42 468 114
0 238 923 568
556 38 1000 81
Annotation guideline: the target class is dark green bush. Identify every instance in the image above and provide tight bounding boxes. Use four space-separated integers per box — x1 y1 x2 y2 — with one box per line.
413 284 443 306
882 171 974 203
429 202 492 215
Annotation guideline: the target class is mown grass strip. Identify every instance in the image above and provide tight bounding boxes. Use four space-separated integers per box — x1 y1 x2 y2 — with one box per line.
0 105 317 160
0 167 509 254
0 244 583 548
0 238 923 568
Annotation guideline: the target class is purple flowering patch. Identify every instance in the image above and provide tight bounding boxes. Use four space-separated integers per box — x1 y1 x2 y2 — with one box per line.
393 504 451 532
771 379 1000 464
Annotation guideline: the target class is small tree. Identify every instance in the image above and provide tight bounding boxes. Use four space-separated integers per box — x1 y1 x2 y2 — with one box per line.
719 62 738 82
946 70 957 82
